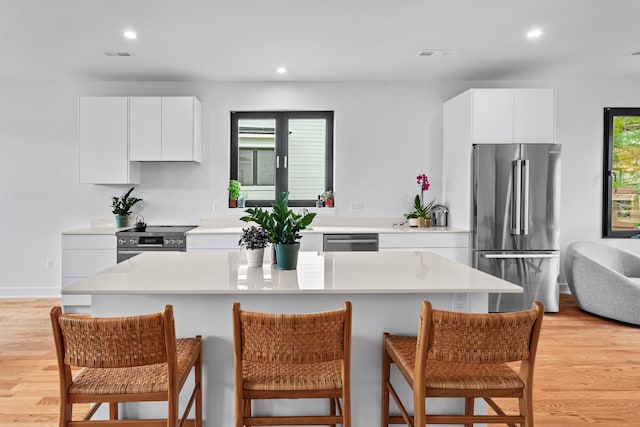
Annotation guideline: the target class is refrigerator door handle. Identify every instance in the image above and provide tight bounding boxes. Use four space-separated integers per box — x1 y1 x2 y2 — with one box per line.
482 253 559 259
521 159 530 235
511 160 522 235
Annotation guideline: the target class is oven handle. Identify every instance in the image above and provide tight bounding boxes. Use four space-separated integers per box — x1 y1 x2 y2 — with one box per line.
137 243 164 248
117 250 145 255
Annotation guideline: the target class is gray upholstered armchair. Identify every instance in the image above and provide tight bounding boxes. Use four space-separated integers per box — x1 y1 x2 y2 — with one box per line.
565 241 640 325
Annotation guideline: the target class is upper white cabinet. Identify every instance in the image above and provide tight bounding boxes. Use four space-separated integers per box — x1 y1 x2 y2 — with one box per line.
449 88 556 144
129 96 202 162
78 97 140 184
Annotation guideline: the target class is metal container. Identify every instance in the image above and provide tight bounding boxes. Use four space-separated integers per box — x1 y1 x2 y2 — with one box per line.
431 205 449 227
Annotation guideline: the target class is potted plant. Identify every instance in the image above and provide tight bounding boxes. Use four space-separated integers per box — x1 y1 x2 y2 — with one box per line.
240 192 316 270
404 211 420 227
228 180 241 208
320 190 334 207
406 173 435 227
238 226 268 267
111 187 143 227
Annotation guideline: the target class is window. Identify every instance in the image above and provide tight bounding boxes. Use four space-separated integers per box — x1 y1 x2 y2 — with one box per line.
603 108 640 237
231 111 334 207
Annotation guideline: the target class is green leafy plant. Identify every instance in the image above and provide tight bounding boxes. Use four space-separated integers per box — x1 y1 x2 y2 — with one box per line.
111 187 142 216
228 180 242 200
240 192 316 244
238 226 268 250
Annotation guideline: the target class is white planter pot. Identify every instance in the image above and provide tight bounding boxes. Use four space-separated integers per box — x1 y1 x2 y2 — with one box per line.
246 248 265 267
408 218 419 227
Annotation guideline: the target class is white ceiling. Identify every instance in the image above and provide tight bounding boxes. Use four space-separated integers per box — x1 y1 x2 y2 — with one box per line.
2 0 640 82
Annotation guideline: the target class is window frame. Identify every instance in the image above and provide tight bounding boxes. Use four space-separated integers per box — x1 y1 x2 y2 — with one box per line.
602 107 640 238
230 111 334 208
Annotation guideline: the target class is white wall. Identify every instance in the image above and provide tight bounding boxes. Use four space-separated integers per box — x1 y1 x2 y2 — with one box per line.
1 78 640 296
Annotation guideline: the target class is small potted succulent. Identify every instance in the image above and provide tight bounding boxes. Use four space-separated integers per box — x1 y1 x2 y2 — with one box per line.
111 187 143 228
238 226 268 267
228 180 242 208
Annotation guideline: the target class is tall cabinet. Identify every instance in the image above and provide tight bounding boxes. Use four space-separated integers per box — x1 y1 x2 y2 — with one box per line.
442 88 556 229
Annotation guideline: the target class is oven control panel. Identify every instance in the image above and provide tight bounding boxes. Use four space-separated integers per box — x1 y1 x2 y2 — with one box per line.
117 235 186 249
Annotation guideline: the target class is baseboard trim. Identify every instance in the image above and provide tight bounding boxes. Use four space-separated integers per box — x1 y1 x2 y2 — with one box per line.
0 287 61 298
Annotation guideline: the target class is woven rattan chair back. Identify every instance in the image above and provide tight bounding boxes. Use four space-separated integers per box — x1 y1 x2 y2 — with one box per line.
418 305 540 365
382 301 544 427
57 311 168 368
50 305 202 427
233 301 352 427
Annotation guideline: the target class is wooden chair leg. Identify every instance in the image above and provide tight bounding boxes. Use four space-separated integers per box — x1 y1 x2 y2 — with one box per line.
521 390 533 427
381 337 391 427
329 397 336 427
244 398 252 427
195 352 203 427
464 397 474 427
109 402 118 420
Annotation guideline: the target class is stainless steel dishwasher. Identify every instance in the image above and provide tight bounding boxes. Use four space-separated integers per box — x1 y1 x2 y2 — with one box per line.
323 233 379 251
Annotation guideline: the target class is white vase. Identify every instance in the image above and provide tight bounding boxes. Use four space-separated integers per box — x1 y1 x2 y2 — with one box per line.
246 248 265 267
408 218 419 227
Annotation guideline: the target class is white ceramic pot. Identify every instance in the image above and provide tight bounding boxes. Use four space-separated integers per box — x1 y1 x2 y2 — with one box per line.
408 218 419 227
246 248 265 267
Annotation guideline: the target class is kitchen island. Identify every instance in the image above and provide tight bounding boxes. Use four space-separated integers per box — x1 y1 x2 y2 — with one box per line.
62 250 521 427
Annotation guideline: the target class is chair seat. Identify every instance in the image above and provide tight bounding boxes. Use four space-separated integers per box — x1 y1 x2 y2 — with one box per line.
243 360 343 391
385 335 524 391
69 337 200 395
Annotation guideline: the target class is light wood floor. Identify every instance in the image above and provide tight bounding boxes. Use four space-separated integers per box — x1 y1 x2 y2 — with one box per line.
1 295 639 426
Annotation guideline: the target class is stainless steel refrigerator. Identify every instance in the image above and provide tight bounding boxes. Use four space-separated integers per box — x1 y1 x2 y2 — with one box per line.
472 143 561 312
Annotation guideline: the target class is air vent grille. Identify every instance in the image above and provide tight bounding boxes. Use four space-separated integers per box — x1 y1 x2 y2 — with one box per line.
103 51 134 57
417 49 453 57
630 50 640 56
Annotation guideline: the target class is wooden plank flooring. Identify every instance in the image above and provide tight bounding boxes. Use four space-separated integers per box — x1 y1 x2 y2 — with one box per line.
1 295 639 426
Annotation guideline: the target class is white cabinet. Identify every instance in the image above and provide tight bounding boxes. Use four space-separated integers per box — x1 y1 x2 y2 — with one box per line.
62 234 116 313
78 97 140 184
442 88 556 229
129 97 201 162
187 234 240 251
450 88 556 144
379 232 470 265
513 89 555 143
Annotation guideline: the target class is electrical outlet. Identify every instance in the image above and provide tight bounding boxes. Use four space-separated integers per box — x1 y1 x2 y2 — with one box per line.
46 258 53 270
452 293 467 312
349 201 364 211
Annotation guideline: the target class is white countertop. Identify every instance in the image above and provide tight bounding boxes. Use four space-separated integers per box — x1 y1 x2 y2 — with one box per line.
187 225 467 235
62 250 520 295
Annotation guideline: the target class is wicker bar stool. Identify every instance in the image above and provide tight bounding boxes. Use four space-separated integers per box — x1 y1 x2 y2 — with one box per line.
381 301 544 426
50 305 202 427
232 302 352 427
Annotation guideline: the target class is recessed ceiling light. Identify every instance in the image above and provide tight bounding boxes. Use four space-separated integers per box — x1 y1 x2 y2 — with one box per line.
276 67 287 74
527 28 543 39
123 30 137 40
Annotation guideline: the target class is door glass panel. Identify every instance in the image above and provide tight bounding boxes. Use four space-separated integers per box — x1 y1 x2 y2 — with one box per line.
287 118 326 200
611 116 640 231
238 119 276 200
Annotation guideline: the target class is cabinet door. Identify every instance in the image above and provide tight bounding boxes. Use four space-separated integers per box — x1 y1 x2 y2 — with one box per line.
129 97 162 160
162 97 196 161
514 89 555 143
471 89 514 143
79 97 140 184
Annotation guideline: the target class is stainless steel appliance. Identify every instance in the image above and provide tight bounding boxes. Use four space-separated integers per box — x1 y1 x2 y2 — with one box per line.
323 234 379 251
116 226 195 263
472 144 561 312
431 205 449 227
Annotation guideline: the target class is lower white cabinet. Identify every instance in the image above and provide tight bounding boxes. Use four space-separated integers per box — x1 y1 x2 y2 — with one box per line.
378 232 470 264
62 234 116 312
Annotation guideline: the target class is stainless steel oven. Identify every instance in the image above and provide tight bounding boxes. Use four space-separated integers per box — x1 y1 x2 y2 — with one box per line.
116 226 195 263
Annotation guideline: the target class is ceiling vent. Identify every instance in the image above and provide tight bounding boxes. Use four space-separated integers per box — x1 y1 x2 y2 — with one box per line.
417 49 452 57
630 50 640 56
103 51 134 57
